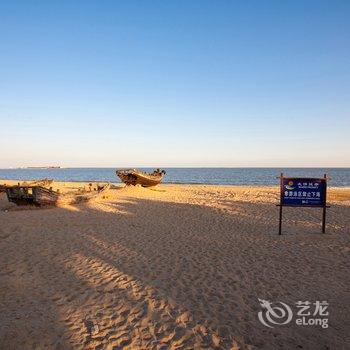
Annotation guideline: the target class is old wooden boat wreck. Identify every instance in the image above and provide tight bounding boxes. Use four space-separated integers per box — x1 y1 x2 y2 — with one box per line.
0 178 53 193
5 183 110 206
116 169 166 187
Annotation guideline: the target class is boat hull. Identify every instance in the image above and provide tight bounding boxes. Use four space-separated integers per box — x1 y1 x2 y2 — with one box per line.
117 169 164 187
0 178 53 193
6 183 110 206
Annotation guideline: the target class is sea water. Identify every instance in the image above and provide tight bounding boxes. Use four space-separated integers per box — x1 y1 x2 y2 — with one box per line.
0 168 349 187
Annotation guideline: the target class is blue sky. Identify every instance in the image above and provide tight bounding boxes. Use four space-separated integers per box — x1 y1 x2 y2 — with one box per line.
0 0 349 167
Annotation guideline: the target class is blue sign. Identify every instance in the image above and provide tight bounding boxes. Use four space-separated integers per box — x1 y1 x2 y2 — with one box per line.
281 178 326 206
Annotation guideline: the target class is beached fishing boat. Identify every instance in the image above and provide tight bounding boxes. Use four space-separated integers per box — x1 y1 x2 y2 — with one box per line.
5 183 110 206
0 178 53 193
116 169 166 187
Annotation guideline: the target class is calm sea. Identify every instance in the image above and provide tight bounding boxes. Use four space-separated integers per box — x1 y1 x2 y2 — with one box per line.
0 168 349 187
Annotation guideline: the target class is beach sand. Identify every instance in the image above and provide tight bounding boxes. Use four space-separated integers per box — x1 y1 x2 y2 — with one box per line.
0 181 349 349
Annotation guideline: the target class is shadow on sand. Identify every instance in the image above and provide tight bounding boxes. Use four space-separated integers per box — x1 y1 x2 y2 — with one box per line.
0 190 348 349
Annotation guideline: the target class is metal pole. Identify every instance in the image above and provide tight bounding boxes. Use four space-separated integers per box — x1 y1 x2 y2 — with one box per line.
322 173 327 233
279 173 283 235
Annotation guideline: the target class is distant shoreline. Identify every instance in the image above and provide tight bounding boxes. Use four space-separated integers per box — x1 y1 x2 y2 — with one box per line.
16 166 61 169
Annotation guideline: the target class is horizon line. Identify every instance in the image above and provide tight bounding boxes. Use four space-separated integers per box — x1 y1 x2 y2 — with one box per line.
0 166 349 169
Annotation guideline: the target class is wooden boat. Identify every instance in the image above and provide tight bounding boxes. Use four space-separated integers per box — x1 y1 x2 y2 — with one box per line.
0 178 53 193
116 169 166 187
5 183 110 206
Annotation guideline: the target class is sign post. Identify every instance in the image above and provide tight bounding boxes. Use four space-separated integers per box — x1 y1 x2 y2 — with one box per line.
322 173 327 233
277 173 329 235
278 173 283 235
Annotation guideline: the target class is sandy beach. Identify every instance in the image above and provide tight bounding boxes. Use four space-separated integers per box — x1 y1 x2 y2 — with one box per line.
0 181 349 349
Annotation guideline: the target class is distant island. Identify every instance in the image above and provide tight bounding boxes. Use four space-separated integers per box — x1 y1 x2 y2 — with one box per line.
26 166 61 169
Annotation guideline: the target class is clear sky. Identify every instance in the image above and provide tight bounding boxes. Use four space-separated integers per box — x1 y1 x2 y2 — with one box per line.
0 0 349 167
